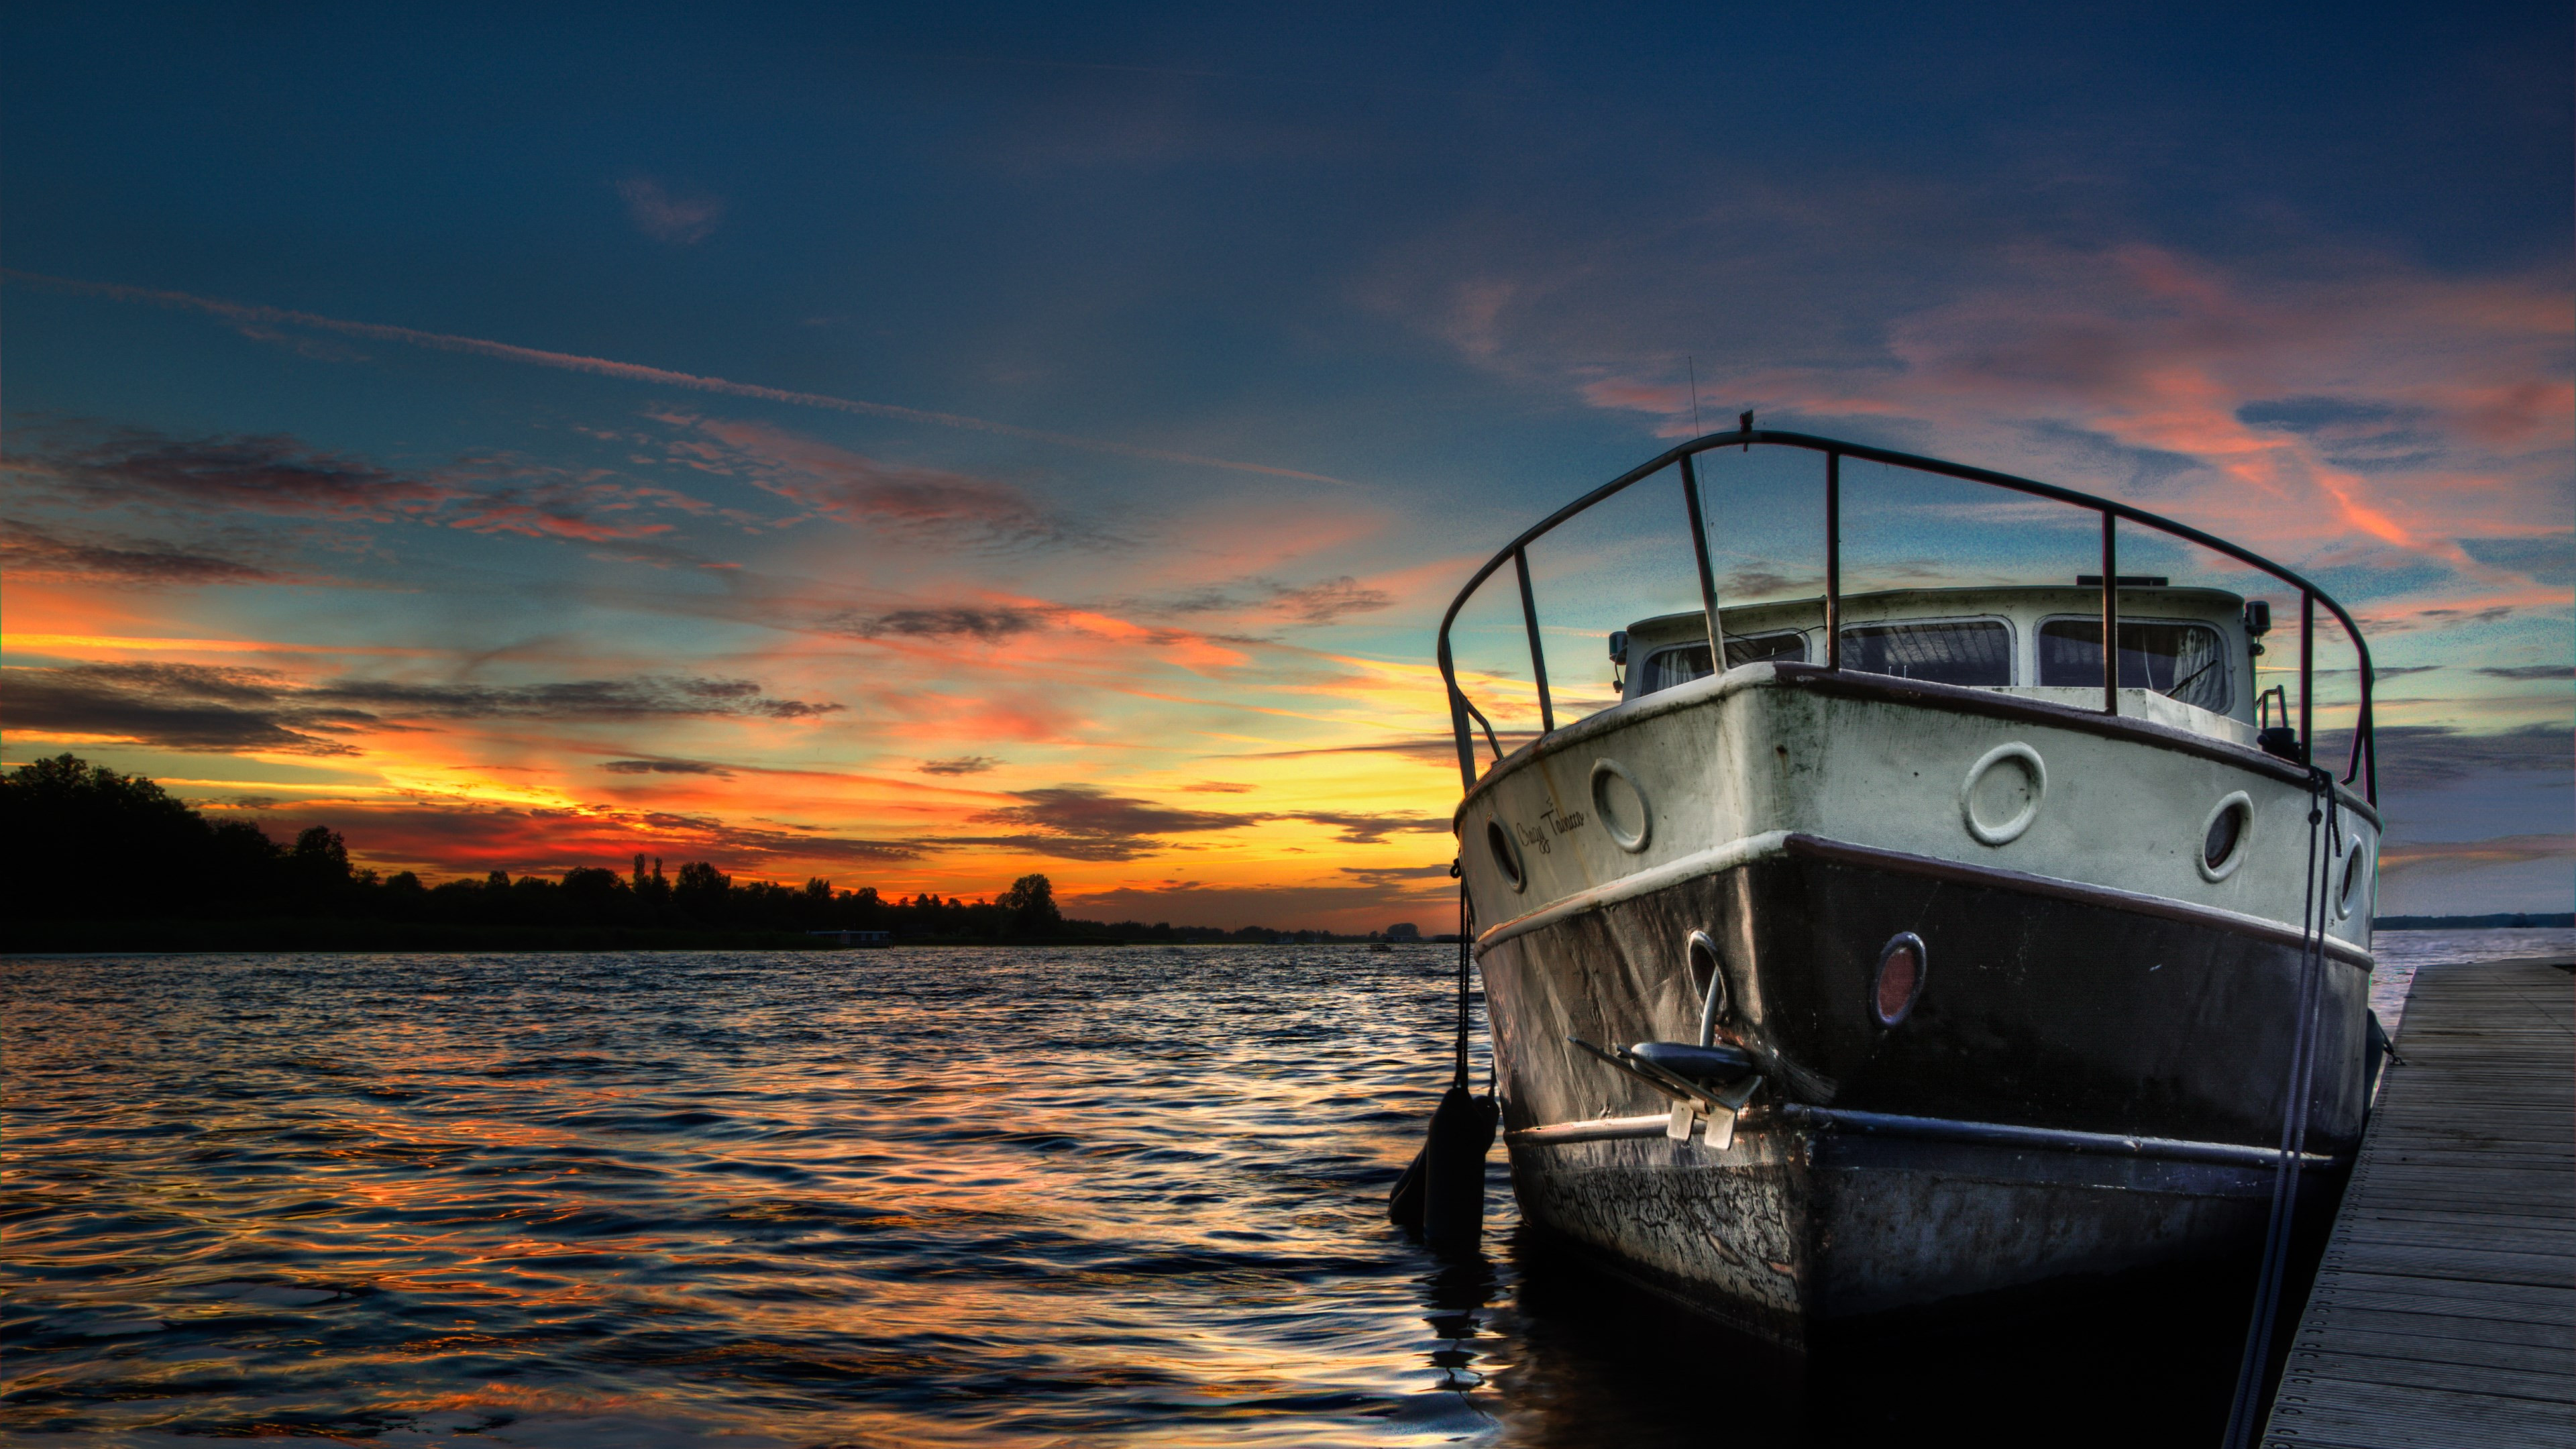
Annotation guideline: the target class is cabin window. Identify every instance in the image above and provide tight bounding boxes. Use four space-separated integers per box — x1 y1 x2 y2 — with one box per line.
1639 643 1713 694
2037 619 2231 712
1633 631 1808 697
1726 631 1807 668
1838 619 2012 687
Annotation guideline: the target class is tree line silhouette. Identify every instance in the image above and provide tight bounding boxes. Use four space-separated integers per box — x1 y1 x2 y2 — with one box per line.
1 755 1356 947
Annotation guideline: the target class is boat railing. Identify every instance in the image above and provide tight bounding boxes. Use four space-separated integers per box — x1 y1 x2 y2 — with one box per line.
1433 424 2377 806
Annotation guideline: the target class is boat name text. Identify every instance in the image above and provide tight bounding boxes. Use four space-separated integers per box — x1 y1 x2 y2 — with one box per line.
1517 810 1587 853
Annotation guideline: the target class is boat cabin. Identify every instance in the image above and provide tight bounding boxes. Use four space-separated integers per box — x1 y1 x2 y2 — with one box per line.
1610 581 2268 747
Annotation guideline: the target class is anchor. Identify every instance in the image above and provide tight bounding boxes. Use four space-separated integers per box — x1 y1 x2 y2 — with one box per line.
1565 957 1764 1148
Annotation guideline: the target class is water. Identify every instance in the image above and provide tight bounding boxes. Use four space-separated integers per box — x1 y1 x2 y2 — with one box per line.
2371 928 2576 1032
4 933 2564 1447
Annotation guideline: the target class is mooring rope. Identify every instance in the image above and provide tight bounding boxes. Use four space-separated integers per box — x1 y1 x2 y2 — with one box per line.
2220 765 2338 1449
1452 876 1472 1092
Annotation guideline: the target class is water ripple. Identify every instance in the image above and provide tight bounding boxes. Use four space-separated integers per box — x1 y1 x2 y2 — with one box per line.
3 949 1510 1447
3 935 2540 1446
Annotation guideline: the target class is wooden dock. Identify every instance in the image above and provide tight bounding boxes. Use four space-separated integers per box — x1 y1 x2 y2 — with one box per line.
2262 956 2575 1449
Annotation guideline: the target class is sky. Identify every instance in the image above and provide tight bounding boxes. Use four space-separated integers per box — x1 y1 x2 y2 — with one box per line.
3 3 2569 928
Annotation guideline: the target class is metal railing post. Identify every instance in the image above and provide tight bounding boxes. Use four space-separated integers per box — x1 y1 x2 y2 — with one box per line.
1447 688 1479 794
1825 451 1842 669
1680 453 1725 672
1514 547 1554 735
2334 614 2376 805
2100 512 2118 715
2299 591 2314 769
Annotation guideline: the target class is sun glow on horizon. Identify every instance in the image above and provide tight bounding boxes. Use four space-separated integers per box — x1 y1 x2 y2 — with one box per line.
3 9 2567 921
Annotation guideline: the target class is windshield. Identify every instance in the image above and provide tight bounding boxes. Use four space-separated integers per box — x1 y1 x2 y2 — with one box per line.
2037 619 2231 712
1840 619 2012 686
1634 631 1808 697
1727 631 1807 668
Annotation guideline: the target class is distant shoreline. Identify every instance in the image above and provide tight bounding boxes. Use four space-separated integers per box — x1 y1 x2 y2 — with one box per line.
0 918 1456 955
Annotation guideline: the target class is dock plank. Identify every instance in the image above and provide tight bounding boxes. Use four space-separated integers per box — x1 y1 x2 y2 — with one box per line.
2261 957 2576 1449
2314 1241 2576 1279
2301 1305 2576 1351
2263 1379 2575 1449
2298 1274 2573 1323
2337 1204 2576 1232
2290 1325 2573 1375
2283 1353 2573 1402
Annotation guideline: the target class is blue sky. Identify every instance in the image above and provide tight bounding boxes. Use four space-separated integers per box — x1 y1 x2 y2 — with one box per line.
3 3 2568 922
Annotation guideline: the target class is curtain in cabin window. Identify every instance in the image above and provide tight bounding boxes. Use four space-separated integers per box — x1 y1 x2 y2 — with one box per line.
2037 619 2231 711
1839 620 2012 686
1642 644 1713 694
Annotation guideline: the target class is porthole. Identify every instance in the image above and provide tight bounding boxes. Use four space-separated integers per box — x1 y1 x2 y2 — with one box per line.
1486 818 1525 893
2334 832 2369 920
1959 743 2046 847
1591 757 1653 853
1872 932 1927 1028
2197 792 2254 883
1685 930 1727 1026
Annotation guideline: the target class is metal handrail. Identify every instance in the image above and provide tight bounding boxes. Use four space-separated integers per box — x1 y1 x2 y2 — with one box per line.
1433 426 2377 805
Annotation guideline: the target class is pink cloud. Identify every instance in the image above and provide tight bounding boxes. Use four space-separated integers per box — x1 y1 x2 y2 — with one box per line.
443 501 678 543
1578 378 1690 415
1574 244 2570 570
666 417 1077 549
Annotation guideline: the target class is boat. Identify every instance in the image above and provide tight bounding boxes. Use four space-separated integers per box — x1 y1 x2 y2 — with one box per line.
1436 424 2381 1348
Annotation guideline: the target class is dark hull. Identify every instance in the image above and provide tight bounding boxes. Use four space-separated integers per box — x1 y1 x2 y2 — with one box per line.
1483 848 2369 1347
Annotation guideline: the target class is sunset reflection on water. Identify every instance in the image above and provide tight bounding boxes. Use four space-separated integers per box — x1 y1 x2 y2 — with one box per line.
5 936 2548 1446
4 949 1521 1446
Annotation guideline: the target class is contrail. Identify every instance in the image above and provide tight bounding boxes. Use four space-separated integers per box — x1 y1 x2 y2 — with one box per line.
3 270 1355 486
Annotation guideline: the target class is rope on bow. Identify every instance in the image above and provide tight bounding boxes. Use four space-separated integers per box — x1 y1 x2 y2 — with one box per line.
2220 765 2337 1449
